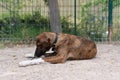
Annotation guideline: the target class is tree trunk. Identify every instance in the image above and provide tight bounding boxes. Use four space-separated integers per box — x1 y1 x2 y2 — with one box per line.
48 0 62 33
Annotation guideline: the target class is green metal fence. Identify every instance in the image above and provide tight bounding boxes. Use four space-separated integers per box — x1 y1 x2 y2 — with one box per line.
0 0 120 44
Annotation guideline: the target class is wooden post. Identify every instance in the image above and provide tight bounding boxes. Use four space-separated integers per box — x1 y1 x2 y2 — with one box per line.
48 0 62 33
74 0 77 35
108 0 113 43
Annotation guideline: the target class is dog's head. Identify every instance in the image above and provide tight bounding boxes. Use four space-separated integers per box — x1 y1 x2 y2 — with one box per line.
34 32 51 57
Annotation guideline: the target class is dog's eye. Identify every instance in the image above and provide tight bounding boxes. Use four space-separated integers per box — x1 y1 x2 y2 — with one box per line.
39 44 42 47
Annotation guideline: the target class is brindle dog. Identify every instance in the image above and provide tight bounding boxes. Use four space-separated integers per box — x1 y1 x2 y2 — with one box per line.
34 32 97 64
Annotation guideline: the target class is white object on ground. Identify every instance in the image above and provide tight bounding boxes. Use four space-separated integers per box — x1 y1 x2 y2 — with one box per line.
19 47 54 67
25 54 34 58
19 58 45 67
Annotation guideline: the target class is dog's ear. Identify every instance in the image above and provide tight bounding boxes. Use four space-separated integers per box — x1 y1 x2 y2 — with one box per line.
35 36 41 46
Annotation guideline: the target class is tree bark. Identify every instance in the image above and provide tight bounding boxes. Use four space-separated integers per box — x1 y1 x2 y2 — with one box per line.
48 0 62 33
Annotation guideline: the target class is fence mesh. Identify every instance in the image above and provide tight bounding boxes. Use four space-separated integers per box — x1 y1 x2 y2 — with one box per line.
0 0 120 45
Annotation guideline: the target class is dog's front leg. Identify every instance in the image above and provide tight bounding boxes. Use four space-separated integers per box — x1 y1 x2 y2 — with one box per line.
43 54 66 64
43 49 68 64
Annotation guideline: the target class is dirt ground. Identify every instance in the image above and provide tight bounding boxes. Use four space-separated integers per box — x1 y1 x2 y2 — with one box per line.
0 44 120 80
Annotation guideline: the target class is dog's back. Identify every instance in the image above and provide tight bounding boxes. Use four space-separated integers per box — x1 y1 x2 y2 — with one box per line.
65 35 97 60
50 33 97 60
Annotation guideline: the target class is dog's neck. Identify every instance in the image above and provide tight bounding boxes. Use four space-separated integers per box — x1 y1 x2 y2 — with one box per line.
45 32 59 46
53 33 59 46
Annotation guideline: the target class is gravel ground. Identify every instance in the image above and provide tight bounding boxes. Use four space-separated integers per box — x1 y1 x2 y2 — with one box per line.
0 44 120 80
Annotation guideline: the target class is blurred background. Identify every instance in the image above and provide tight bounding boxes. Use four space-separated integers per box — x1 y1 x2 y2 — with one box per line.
0 0 120 46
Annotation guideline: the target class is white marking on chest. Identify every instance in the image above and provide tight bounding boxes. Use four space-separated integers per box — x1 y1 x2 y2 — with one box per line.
45 47 55 54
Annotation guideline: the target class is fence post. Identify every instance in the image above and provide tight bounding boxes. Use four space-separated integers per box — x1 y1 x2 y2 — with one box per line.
48 0 62 33
108 0 113 43
74 0 77 35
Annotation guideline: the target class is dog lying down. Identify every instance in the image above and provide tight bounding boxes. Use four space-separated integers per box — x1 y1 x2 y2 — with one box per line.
19 32 97 67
